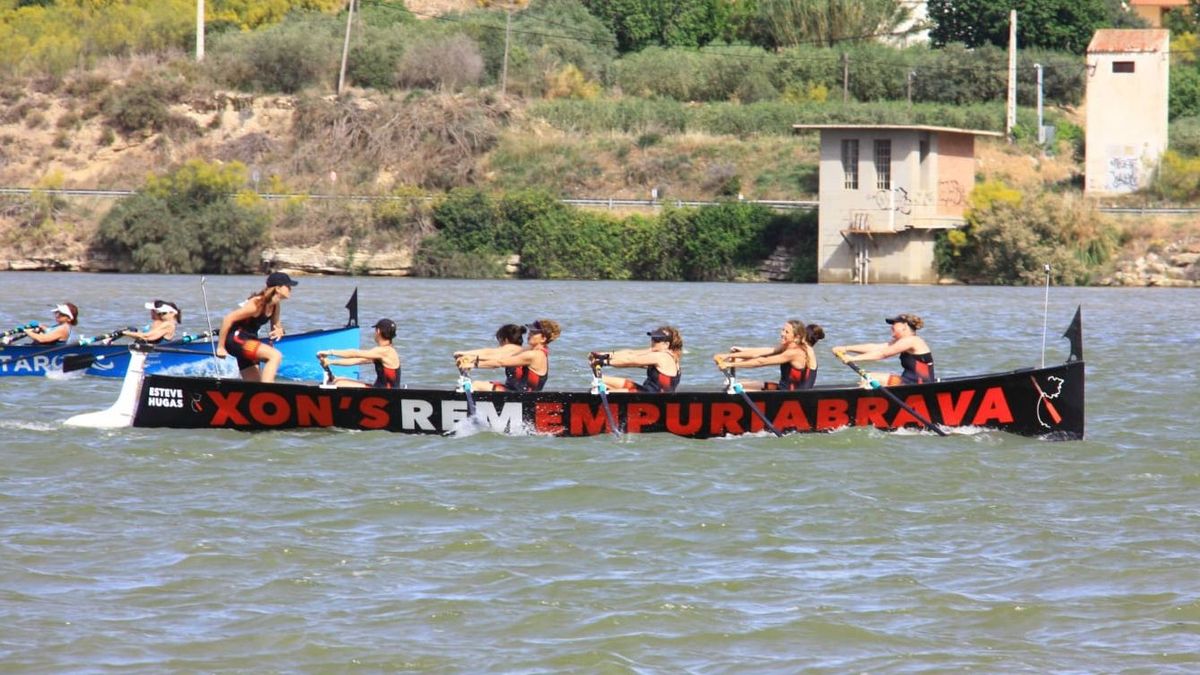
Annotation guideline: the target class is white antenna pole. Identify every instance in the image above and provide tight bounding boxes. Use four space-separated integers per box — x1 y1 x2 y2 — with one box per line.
1041 264 1051 368
196 0 205 62
1035 63 1045 146
1007 10 1017 141
201 276 220 369
338 0 355 96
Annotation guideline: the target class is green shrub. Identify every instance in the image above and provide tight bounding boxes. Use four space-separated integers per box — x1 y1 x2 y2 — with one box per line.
396 33 485 91
96 160 267 273
1169 116 1200 155
1151 150 1200 201
674 202 777 280
518 208 629 279
1170 67 1200 121
940 181 1119 285
207 14 340 93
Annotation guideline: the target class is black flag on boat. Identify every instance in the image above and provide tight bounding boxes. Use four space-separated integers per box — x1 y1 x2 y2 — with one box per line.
345 288 359 327
1063 305 1082 362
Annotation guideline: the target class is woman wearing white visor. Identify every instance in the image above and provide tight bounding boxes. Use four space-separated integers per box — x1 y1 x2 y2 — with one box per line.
122 300 180 343
24 302 79 344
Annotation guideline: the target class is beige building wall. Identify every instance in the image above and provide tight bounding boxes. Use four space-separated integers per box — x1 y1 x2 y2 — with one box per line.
800 126 994 285
1085 30 1170 195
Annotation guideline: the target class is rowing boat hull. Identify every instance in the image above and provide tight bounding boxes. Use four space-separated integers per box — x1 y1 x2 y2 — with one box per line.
0 327 359 379
128 360 1085 439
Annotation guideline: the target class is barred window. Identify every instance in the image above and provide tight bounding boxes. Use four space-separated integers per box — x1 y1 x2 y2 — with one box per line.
874 140 891 190
841 139 859 190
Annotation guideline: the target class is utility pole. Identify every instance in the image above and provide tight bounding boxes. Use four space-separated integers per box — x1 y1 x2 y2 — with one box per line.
907 70 915 105
1006 10 1017 141
1034 62 1045 146
195 0 204 62
501 6 512 95
842 52 849 103
337 0 355 96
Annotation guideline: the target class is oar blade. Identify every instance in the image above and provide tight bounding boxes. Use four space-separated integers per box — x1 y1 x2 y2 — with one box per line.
62 353 98 373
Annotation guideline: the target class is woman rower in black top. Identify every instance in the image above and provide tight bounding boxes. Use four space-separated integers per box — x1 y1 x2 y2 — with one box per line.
216 272 297 383
713 319 823 390
833 312 935 386
318 318 401 389
453 323 527 392
462 319 561 392
590 326 684 393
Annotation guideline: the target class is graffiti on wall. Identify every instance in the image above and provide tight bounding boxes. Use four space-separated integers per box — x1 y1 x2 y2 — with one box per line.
872 187 912 214
937 179 966 207
1106 156 1139 192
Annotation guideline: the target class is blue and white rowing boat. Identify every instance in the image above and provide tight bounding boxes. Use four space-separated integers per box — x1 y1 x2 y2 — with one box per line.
0 291 362 381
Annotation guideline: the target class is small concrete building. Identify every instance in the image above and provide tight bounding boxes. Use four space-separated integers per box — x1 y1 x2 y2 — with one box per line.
1085 29 1170 196
793 124 1001 284
1129 0 1189 27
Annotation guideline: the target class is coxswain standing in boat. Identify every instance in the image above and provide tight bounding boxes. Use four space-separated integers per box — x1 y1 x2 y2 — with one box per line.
216 272 298 383
317 318 401 389
459 319 560 392
122 300 180 343
453 323 527 392
22 303 79 344
833 313 935 386
590 326 683 393
712 319 824 390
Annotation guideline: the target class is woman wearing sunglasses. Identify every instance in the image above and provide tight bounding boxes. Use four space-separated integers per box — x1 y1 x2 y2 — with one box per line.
589 326 684 393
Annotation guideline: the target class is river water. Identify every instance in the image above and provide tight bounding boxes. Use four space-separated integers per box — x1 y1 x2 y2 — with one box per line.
1 272 1197 672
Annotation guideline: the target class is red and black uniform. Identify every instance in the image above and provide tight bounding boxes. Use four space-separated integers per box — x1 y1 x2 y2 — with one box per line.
764 363 817 391
629 364 681 393
224 312 270 371
895 351 935 385
372 360 401 389
493 346 548 392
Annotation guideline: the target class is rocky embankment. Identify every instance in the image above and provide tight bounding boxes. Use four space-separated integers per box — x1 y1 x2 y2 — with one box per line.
1100 240 1200 287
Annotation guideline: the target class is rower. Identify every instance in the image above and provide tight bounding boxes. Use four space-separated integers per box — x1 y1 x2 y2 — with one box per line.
833 312 935 387
23 303 78 345
317 318 401 389
453 323 527 392
122 300 181 344
459 319 560 391
216 272 297 383
590 326 683 393
713 319 823 390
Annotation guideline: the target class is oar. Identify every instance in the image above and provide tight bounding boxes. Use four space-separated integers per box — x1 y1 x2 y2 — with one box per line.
59 328 140 372
588 354 622 439
835 351 946 436
317 353 336 386
717 360 783 437
0 321 39 342
455 356 477 418
63 336 223 373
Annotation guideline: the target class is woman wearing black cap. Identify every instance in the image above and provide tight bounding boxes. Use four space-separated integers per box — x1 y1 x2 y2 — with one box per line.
712 319 824 390
589 325 684 393
833 312 935 386
216 272 298 383
317 318 401 389
459 319 561 392
122 300 181 343
453 323 527 391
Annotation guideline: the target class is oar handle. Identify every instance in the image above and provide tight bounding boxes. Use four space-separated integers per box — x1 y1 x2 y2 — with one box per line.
834 350 946 436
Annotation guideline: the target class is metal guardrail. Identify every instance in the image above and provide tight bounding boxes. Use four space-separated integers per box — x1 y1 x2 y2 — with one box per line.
0 187 818 211
3 187 1196 214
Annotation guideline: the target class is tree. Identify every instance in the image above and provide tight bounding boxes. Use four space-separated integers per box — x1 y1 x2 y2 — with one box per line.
928 0 1110 54
580 0 727 52
748 0 911 49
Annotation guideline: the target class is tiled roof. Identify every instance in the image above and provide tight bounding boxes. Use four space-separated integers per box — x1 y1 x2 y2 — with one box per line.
791 124 1003 137
1129 0 1189 7
1087 29 1170 53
